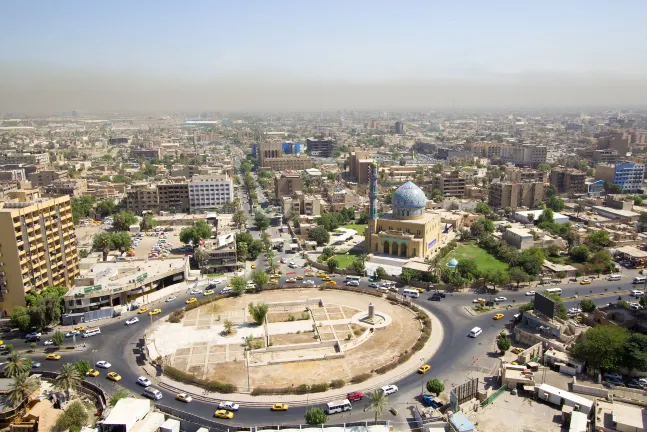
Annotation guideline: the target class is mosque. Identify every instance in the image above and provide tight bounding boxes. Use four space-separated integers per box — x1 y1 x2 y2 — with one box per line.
365 164 442 259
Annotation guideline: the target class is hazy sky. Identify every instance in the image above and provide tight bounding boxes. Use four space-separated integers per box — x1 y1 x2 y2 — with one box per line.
1 1 647 113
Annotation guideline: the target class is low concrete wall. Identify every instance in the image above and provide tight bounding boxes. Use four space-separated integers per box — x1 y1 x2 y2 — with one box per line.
265 351 345 365
571 377 609 398
268 299 323 308
341 328 372 351
259 339 338 353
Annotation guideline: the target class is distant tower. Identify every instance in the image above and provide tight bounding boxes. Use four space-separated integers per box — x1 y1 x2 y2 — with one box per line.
369 162 378 221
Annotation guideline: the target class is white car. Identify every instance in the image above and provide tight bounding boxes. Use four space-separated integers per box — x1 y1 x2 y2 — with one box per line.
218 401 240 411
43 340 54 346
305 280 315 285
209 279 223 285
568 308 582 314
137 376 152 387
221 287 233 294
165 296 177 302
125 317 139 325
380 385 398 395
494 297 507 302
631 290 645 297
525 291 536 296
288 263 298 269
95 361 111 369
189 289 202 295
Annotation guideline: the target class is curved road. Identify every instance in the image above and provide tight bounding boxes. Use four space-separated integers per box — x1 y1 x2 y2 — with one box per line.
8 272 635 426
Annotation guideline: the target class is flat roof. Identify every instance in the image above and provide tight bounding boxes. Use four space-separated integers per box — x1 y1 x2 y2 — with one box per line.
538 383 594 408
616 246 647 258
613 402 647 430
592 206 640 217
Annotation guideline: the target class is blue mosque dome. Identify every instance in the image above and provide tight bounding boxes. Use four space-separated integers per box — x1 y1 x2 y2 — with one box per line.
392 181 428 210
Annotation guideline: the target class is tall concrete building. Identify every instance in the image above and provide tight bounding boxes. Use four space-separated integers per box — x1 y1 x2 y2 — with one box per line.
0 190 80 315
306 138 335 157
432 170 466 198
488 181 547 209
394 121 405 134
273 171 302 200
505 166 548 183
550 167 586 194
158 182 190 213
596 131 629 156
126 183 159 215
0 153 50 165
347 148 374 184
595 162 645 193
258 142 313 171
27 170 69 187
188 175 233 212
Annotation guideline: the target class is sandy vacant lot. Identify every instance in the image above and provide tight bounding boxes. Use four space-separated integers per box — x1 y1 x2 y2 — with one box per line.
157 289 425 389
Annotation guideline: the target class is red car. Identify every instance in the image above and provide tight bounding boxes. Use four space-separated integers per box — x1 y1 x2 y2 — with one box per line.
346 391 365 402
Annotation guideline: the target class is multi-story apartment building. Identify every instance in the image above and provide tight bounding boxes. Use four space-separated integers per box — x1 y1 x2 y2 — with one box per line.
188 175 233 212
466 142 547 166
282 191 325 217
131 148 161 160
44 179 88 198
591 149 619 164
262 157 313 171
488 181 547 209
595 162 645 194
505 166 548 183
347 148 373 184
0 153 50 165
432 170 466 198
306 137 335 158
273 171 302 200
158 182 190 213
328 188 361 212
0 169 26 182
27 170 69 187
126 183 159 215
0 190 80 315
550 167 587 194
596 131 629 157
394 121 405 134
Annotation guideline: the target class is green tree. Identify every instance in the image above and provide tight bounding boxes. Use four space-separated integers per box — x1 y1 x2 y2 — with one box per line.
475 202 491 215
579 299 596 313
308 226 330 246
508 267 528 289
350 258 366 275
96 200 115 216
71 196 95 224
251 270 268 289
375 267 387 280
304 407 328 425
365 389 389 423
55 363 83 399
112 210 137 232
327 257 339 273
488 269 509 290
10 307 31 332
54 400 88 432
223 319 234 334
518 247 545 276
237 242 248 262
537 163 551 172
110 231 132 252
254 211 270 231
139 214 157 231
622 333 647 372
193 247 209 267
179 220 213 246
426 378 445 396
456 259 480 281
6 372 40 408
546 195 565 211
110 388 131 406
260 231 272 252
28 306 46 330
570 245 590 262
3 353 32 378
537 208 554 224
92 232 113 261
572 324 629 371
232 210 248 229
247 302 269 325
52 331 65 347
585 230 611 251
74 360 91 376
496 331 511 354
230 276 247 296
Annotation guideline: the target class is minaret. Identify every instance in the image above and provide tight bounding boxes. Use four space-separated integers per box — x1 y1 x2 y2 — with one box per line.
369 162 378 221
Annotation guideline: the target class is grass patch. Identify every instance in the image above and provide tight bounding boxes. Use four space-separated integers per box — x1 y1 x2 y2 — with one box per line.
332 250 363 269
443 243 508 273
339 224 367 235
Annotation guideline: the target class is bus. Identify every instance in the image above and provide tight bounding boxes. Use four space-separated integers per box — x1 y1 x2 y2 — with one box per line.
82 328 101 338
326 399 352 414
345 275 361 283
545 288 562 296
402 288 420 298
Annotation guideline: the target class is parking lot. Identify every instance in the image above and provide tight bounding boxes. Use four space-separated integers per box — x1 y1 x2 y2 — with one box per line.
129 227 188 259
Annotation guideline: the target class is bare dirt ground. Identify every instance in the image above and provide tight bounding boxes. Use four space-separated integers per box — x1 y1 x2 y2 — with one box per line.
166 289 424 388
267 311 310 323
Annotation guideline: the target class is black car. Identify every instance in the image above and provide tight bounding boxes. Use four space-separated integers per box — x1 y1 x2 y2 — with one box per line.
434 292 446 298
429 295 442 301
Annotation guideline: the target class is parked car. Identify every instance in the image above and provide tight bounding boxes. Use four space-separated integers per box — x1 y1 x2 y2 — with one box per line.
429 295 442 301
346 391 365 402
368 283 380 288
380 385 398 395
494 297 507 302
525 291 536 296
125 317 139 325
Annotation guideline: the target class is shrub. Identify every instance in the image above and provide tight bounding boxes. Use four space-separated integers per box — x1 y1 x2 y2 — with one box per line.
310 383 329 393
295 384 310 394
350 373 372 384
55 401 87 432
164 365 236 393
168 310 185 323
330 379 345 389
287 315 295 321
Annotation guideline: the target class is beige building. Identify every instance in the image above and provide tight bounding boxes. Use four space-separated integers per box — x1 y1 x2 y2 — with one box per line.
327 188 361 212
550 167 586 194
282 191 325 217
126 183 159 215
262 156 313 171
432 170 466 198
0 190 80 315
44 179 88 198
157 182 190 213
273 171 302 200
347 148 373 184
488 181 547 209
27 170 69 187
365 181 442 259
505 166 548 183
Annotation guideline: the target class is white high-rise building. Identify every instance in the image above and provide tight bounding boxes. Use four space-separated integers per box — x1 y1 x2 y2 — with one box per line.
187 175 233 211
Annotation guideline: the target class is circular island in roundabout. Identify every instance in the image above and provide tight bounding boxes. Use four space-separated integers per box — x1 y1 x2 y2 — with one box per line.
146 287 441 399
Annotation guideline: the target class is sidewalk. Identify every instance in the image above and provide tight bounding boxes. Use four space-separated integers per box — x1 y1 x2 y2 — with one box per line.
150 307 444 407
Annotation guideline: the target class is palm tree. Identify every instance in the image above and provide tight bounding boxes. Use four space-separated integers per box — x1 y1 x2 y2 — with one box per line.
3 353 32 378
365 389 389 423
54 363 82 399
193 247 209 268
6 372 40 408
356 254 369 265
574 203 585 218
93 232 112 262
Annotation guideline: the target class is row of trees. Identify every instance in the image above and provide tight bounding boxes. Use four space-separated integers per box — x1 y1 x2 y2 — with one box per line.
11 287 69 332
572 324 647 373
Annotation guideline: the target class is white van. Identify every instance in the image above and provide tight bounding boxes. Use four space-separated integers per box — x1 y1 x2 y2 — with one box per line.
402 288 420 298
633 276 646 284
468 327 483 338
144 387 163 400
607 274 621 281
82 328 101 338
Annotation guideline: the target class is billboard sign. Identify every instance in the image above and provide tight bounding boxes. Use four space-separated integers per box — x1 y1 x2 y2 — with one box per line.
428 238 437 249
534 293 556 319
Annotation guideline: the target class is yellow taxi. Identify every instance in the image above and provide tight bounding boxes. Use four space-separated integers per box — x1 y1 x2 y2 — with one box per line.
579 278 591 285
86 369 100 377
511 347 523 354
177 393 193 403
251 264 256 269
305 273 314 277
321 277 331 282
272 273 281 278
296 276 304 280
271 403 289 411
138 307 149 314
0 340 3 346
107 372 122 382
317 273 328 278
186 298 197 304
493 313 505 320
418 364 431 374
286 278 296 283
268 281 278 287
74 326 86 332
46 354 61 361
326 281 337 286
415 287 425 293
215 410 234 419
148 308 162 316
